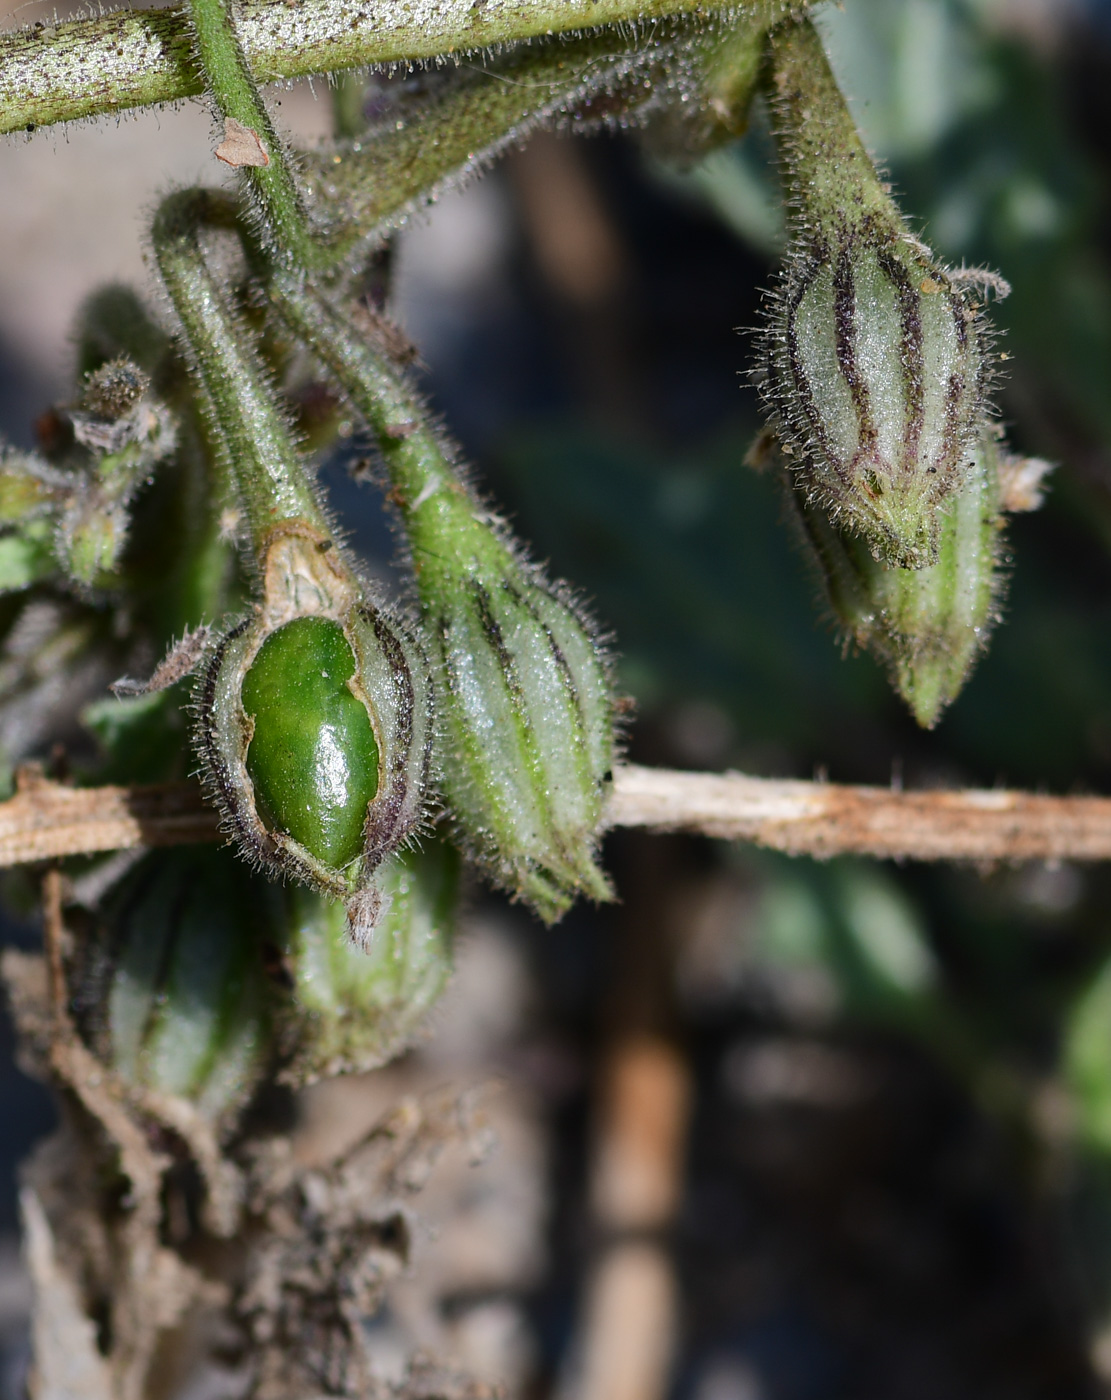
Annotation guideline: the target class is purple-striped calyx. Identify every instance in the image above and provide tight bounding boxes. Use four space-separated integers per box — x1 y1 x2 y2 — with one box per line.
755 421 1053 727
757 19 1007 569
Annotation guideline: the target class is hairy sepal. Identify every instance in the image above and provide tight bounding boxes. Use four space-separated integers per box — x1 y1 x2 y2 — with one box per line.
794 424 1007 728
422 511 616 923
194 528 433 942
80 846 277 1124
277 839 458 1087
761 230 991 570
759 16 1005 570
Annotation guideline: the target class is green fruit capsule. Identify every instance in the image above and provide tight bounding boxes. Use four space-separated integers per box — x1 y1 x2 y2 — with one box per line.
196 525 434 947
77 847 278 1124
792 424 1007 728
241 617 380 870
277 839 459 1085
758 19 1004 570
427 548 616 923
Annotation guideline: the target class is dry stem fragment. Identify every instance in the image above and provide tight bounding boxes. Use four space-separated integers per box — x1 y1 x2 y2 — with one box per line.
215 116 270 168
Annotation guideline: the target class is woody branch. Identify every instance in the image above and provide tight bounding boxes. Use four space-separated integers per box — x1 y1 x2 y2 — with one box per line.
1 763 1110 867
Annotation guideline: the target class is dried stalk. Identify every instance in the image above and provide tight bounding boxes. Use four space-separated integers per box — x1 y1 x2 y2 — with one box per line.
0 767 218 865
1 764 1111 868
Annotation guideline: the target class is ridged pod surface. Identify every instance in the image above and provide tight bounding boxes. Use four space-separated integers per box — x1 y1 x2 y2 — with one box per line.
793 426 1007 728
80 847 277 1122
277 839 458 1085
765 239 989 568
425 532 615 923
759 19 1002 569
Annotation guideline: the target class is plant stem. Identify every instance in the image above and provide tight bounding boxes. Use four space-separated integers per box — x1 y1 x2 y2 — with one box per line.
151 189 330 555
188 0 319 266
269 276 464 526
765 15 895 236
0 0 795 136
6 766 1111 866
300 11 774 248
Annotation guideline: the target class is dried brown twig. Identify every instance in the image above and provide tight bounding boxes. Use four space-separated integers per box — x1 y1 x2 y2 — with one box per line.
0 766 218 865
2 763 1111 868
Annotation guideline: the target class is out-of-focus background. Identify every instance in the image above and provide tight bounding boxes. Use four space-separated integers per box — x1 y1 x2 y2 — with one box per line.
10 0 1111 1395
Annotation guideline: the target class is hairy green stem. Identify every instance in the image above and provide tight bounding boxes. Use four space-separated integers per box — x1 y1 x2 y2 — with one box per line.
270 274 461 521
188 0 319 265
0 0 794 137
765 16 895 236
300 10 776 248
151 189 330 554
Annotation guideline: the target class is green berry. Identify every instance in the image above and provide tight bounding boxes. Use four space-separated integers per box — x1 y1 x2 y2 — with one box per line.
196 576 433 944
241 616 380 870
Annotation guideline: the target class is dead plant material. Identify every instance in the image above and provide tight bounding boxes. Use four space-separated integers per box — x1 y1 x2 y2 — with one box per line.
604 764 1111 862
1 764 1111 868
215 117 270 168
3 890 500 1400
0 768 217 865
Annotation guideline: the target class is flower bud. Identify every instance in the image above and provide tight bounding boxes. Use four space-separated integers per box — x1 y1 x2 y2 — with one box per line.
789 424 1009 728
195 522 434 947
277 839 458 1085
0 451 68 594
56 359 178 586
758 19 1004 569
0 449 67 526
80 847 276 1122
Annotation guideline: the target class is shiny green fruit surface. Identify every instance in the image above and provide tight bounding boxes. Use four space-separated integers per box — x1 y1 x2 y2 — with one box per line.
241 616 380 869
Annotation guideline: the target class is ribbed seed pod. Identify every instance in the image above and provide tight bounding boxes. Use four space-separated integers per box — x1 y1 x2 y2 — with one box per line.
268 278 617 926
791 425 1007 728
277 839 458 1085
426 531 616 923
195 524 435 945
81 847 278 1123
758 19 1004 569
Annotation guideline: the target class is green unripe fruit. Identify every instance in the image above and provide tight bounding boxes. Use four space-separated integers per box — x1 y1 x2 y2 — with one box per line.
765 244 988 569
278 839 458 1085
424 535 616 923
790 424 1007 728
79 847 277 1123
196 523 434 947
759 18 1004 570
241 617 380 870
